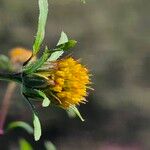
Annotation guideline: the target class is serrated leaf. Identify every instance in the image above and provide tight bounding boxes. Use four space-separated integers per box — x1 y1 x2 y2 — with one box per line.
33 114 42 141
45 141 57 150
48 31 68 61
19 139 33 150
68 105 85 122
7 121 33 134
35 90 50 107
33 0 48 55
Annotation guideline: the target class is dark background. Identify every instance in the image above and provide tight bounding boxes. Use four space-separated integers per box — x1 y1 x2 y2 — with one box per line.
0 0 150 149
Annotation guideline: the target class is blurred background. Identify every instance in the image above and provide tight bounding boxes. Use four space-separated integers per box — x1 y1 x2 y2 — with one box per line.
0 0 150 149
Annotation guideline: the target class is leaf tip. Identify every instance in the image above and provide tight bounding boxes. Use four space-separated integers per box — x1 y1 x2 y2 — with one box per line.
33 114 42 141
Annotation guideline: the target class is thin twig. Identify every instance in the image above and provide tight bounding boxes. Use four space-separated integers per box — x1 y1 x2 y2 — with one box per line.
0 82 16 135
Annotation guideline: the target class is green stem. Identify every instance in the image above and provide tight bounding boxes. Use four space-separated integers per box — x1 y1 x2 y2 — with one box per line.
0 73 22 83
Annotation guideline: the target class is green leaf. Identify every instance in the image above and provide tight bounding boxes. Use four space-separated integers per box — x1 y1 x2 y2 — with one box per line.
33 0 48 55
19 139 33 150
48 40 77 62
33 113 42 141
48 51 64 62
22 91 42 141
0 55 12 70
67 105 85 122
7 121 33 134
57 31 69 46
35 90 51 107
45 141 57 150
48 31 68 61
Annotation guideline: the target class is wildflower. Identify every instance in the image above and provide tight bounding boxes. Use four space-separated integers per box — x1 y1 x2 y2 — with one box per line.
0 0 93 141
35 57 90 109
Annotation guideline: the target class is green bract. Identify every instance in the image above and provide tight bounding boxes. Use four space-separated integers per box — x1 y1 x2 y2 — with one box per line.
33 114 42 141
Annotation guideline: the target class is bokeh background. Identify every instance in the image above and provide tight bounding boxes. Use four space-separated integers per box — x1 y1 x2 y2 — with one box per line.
0 0 150 149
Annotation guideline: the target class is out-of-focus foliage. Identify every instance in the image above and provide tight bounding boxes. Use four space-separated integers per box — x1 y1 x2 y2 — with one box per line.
45 141 57 150
0 55 11 71
19 139 57 150
7 121 33 134
19 139 33 150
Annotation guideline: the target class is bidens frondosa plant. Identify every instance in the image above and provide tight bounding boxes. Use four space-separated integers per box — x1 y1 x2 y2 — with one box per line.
0 0 91 141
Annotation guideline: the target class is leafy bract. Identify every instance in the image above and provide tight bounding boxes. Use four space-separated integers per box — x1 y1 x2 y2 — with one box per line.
33 0 48 55
48 31 68 61
33 113 42 141
67 105 85 122
67 108 76 118
57 31 69 46
35 90 51 107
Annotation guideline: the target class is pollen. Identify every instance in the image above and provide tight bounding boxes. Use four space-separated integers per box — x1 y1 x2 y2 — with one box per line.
39 57 91 108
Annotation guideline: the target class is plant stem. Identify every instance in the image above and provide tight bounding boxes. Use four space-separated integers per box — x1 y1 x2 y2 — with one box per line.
0 72 22 134
0 82 16 134
0 73 22 83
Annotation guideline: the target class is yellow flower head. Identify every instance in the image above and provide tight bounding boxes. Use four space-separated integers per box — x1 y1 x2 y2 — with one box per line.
37 57 91 109
9 47 33 64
